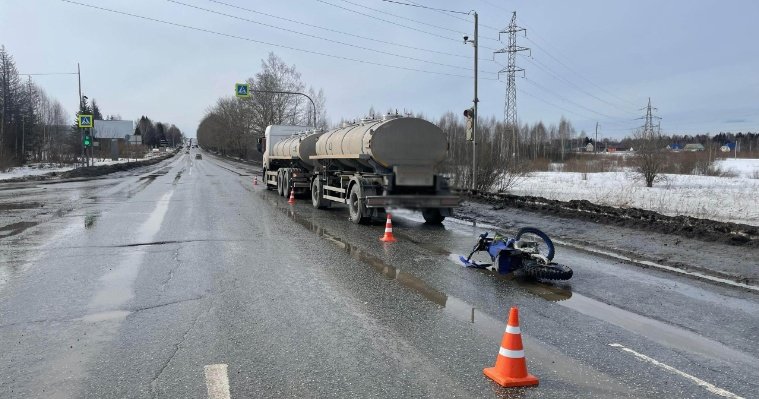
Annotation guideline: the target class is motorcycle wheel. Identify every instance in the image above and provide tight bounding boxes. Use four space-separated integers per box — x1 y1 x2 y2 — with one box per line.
522 261 573 280
515 227 555 261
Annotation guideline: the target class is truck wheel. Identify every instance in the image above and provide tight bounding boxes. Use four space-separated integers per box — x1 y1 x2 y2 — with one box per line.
277 172 284 196
283 172 292 198
422 208 445 224
348 184 369 224
312 178 330 209
263 169 273 191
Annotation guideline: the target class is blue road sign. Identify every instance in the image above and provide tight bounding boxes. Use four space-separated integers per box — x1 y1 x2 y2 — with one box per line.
235 83 250 98
78 114 94 128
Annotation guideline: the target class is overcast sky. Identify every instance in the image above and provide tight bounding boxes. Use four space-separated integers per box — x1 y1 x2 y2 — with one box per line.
2 0 758 139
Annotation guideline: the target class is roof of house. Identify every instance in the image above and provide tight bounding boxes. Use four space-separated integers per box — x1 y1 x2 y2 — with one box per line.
93 120 134 140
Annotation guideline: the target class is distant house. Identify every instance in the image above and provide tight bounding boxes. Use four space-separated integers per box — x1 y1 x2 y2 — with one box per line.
92 120 136 160
667 143 684 151
684 143 705 152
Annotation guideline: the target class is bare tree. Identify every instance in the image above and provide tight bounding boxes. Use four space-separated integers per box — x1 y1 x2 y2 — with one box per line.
633 130 667 187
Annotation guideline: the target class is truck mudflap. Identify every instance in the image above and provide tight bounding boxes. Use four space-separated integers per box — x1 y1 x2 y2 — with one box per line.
364 195 461 209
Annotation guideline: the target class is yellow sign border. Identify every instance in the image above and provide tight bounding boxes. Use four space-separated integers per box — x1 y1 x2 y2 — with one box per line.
78 114 94 128
235 83 250 98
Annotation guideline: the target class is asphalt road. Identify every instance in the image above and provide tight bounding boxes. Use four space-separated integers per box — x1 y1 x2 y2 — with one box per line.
1 149 757 398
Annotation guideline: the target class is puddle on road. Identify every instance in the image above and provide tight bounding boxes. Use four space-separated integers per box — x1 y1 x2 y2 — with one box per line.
271 200 631 394
89 190 175 311
558 292 757 366
84 213 99 229
0 221 39 238
173 168 185 185
0 201 43 210
78 310 131 323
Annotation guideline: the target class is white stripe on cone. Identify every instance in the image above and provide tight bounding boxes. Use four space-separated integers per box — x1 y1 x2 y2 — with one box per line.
505 325 521 334
498 347 525 359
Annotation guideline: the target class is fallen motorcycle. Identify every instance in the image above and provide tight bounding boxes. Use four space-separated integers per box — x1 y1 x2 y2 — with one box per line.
459 227 573 280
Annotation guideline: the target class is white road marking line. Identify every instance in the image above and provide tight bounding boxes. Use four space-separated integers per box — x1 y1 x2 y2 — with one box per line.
609 343 744 399
204 364 231 399
552 238 758 292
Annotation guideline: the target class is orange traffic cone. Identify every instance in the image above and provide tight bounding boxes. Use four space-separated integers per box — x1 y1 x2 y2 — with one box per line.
484 307 539 387
380 213 397 242
287 188 296 204
253 176 258 186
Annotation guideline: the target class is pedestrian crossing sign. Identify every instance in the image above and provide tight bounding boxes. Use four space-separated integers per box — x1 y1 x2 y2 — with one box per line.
235 83 250 97
78 114 94 128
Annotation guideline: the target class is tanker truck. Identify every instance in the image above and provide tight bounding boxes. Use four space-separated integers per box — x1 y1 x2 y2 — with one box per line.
259 125 321 198
259 114 460 224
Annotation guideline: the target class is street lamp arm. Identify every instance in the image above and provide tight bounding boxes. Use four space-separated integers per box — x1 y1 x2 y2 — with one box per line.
249 89 317 128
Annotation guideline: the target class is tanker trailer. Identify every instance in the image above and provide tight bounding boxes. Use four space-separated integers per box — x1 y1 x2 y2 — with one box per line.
259 125 322 198
309 114 460 224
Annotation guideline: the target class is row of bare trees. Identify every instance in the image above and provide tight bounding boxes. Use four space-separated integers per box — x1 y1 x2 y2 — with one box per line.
197 53 327 160
0 45 71 168
437 113 580 191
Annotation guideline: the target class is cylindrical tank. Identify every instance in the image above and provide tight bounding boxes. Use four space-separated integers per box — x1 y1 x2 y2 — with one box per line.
314 117 447 170
270 130 323 169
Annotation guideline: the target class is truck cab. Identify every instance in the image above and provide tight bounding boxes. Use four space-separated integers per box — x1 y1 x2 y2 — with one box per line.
258 125 311 193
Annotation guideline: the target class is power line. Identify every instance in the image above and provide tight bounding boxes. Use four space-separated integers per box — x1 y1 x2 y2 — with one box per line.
379 0 469 14
378 0 502 43
316 0 461 43
206 0 470 59
523 77 635 126
518 53 638 116
19 72 77 76
518 88 636 132
167 0 479 72
517 17 640 108
403 0 503 32
339 0 463 35
59 0 477 79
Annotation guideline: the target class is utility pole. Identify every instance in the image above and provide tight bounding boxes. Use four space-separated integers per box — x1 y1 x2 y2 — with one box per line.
464 12 478 191
78 63 85 167
494 11 529 184
595 122 599 154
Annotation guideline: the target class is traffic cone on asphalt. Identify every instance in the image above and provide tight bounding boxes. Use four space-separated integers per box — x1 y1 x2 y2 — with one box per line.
288 188 296 204
380 213 397 242
484 307 539 388
253 176 258 186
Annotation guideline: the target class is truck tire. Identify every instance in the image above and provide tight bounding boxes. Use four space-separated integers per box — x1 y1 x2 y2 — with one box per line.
422 208 445 224
277 172 284 196
283 172 292 198
311 178 330 209
263 169 273 191
348 184 369 224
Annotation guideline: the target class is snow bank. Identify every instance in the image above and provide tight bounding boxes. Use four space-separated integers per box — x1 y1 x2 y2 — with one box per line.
714 158 759 178
0 159 133 181
507 170 759 226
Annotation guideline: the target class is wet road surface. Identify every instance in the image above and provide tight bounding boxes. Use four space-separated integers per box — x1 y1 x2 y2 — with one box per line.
0 150 757 398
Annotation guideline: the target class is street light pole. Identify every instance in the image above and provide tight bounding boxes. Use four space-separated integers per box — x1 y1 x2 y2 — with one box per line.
248 90 317 128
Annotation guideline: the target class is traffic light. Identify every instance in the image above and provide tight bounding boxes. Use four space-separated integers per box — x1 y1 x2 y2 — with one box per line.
83 134 92 147
464 108 475 141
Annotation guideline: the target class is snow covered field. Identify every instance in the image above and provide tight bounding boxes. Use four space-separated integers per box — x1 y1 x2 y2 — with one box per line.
715 158 759 178
509 159 759 226
0 159 133 181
